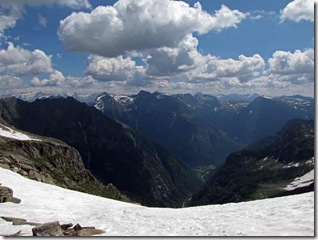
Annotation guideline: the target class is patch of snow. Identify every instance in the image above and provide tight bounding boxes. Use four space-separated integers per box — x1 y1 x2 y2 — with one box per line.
306 157 314 166
0 168 314 236
284 169 314 191
114 96 134 104
0 124 41 142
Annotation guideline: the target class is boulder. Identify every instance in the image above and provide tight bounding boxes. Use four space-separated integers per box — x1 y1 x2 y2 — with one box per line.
32 221 64 236
60 223 73 230
73 223 83 231
0 186 13 203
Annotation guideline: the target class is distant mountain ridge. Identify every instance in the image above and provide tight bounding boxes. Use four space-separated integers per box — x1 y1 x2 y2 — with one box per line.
94 91 314 166
190 119 314 206
95 91 240 167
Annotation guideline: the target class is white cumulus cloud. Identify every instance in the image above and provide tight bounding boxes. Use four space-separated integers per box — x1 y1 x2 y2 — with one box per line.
86 55 145 82
280 0 314 22
0 0 91 38
268 49 313 75
0 75 23 89
31 70 66 87
267 48 314 83
145 34 199 77
58 0 247 57
0 43 53 76
198 54 265 81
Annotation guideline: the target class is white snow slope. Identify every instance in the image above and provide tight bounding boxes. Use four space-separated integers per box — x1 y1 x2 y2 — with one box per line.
0 168 314 237
0 124 41 141
285 169 315 191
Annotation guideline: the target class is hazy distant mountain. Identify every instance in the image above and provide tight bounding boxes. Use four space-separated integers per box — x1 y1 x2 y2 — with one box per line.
95 91 240 167
211 95 314 145
0 97 200 207
190 119 314 206
13 92 102 104
216 93 260 102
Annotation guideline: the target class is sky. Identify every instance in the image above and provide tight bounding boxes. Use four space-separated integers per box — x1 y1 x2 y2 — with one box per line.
0 0 314 97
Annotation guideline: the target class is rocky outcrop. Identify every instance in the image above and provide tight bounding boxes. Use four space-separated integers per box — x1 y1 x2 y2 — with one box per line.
0 122 129 202
0 184 20 203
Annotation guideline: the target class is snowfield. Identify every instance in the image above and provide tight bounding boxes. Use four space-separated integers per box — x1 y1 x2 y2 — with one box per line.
285 169 314 191
0 167 314 237
0 124 41 142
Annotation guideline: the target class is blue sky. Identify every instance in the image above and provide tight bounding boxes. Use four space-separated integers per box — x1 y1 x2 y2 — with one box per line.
0 0 314 97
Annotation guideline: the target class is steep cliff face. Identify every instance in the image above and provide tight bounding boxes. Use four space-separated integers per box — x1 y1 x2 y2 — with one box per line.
0 121 126 202
0 97 201 207
95 91 239 167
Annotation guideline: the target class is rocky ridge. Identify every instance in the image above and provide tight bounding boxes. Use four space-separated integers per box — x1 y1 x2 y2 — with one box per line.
0 120 127 202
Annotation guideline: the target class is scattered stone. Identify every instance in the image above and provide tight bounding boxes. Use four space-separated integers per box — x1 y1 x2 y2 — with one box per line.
32 221 64 236
20 163 34 171
0 163 10 170
4 220 107 237
11 197 21 204
20 170 29 176
1 216 26 223
73 223 83 231
0 186 13 203
61 223 73 230
1 216 39 226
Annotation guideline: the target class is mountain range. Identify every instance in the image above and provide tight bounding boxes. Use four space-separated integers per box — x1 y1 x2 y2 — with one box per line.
94 91 313 167
0 91 314 208
0 97 200 207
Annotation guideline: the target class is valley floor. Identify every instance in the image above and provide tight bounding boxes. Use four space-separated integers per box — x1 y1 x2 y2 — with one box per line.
0 167 314 236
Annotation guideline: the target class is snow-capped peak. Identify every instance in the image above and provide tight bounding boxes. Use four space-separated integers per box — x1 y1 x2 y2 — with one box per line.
114 95 134 104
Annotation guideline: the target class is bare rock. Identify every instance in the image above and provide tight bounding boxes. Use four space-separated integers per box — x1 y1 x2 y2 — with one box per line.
0 163 10 170
70 228 105 236
20 170 29 177
1 216 39 226
0 186 13 203
73 223 83 231
32 221 64 236
1 216 26 224
61 223 73 230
